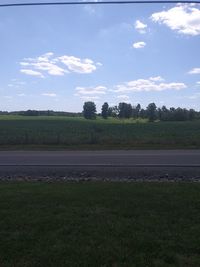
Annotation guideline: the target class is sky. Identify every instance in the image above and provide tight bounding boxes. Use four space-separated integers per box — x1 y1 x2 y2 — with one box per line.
0 0 200 112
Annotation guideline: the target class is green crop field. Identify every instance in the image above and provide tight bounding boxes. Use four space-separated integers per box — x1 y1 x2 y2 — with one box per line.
0 182 199 267
0 115 200 149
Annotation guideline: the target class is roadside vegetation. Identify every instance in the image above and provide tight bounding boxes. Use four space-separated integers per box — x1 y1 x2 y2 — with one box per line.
0 101 199 149
0 115 200 149
0 182 199 267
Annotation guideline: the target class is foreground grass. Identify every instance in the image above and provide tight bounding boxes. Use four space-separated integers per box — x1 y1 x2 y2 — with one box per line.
0 116 200 149
0 182 199 267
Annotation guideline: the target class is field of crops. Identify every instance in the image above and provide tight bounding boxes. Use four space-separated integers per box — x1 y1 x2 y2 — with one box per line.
0 115 200 149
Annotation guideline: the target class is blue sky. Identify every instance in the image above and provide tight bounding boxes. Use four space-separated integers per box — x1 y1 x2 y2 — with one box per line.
0 1 200 112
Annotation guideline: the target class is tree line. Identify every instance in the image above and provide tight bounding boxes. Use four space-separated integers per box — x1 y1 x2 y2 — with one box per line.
83 101 199 122
0 110 82 117
0 102 198 121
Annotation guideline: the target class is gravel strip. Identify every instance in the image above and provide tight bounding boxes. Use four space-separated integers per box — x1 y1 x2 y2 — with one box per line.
0 172 200 182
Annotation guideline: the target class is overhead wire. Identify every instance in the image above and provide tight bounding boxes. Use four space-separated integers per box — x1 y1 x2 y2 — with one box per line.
0 0 200 8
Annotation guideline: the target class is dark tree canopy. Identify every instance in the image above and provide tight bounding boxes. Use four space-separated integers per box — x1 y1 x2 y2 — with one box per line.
101 102 109 119
146 103 157 122
132 103 141 118
108 106 119 117
118 102 132 119
83 101 97 119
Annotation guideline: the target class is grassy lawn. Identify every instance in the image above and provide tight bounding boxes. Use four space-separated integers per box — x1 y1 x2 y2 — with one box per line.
0 182 199 267
0 115 200 149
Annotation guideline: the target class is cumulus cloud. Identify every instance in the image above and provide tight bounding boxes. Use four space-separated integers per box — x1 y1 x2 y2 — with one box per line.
20 52 100 78
133 41 146 49
20 53 67 77
20 69 44 78
188 68 200 74
59 56 98 74
151 4 200 36
42 93 57 97
135 20 147 33
114 77 187 92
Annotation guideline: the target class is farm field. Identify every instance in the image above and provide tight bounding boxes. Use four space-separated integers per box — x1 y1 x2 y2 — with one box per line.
0 115 200 149
0 182 199 267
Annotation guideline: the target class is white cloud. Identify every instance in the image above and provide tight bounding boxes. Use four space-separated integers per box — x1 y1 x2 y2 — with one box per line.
75 86 107 95
20 69 44 78
133 41 146 49
20 53 66 77
30 62 66 76
135 20 147 33
59 56 98 74
114 77 187 92
20 52 100 77
96 62 103 66
196 81 200 85
188 68 200 74
42 93 57 97
151 4 200 36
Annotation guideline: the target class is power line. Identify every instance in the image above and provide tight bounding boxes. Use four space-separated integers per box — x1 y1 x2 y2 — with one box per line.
0 1 200 8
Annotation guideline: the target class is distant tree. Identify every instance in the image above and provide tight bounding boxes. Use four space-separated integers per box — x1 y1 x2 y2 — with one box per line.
108 106 119 117
101 102 109 119
83 102 96 119
158 106 196 121
23 110 39 116
157 108 162 121
189 109 196 120
146 103 157 122
118 103 132 119
135 104 141 118
132 104 141 118
173 108 188 121
160 106 169 121
139 108 146 119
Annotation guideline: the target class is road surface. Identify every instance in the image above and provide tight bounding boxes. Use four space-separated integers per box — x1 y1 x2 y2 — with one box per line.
0 150 200 166
0 150 200 178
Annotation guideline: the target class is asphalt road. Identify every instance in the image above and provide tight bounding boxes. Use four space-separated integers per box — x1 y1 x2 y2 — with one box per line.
0 150 200 178
0 150 200 167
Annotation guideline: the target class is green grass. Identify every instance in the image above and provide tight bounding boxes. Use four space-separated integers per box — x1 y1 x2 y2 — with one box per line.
0 115 200 149
0 182 199 267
